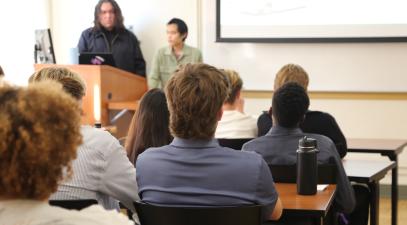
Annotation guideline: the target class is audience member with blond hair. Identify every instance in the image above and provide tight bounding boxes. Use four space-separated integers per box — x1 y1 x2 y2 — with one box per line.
215 69 257 138
136 63 282 222
29 67 140 215
0 82 133 225
257 63 348 158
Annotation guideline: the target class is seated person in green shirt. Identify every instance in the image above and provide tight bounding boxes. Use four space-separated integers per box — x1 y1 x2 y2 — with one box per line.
148 18 202 88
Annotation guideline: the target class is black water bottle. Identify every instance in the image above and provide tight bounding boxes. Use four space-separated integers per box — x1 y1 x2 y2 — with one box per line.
297 136 318 195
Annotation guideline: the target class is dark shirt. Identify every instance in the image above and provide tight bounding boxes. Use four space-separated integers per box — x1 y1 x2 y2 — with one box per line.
242 126 356 214
257 110 347 158
136 137 279 221
78 27 146 76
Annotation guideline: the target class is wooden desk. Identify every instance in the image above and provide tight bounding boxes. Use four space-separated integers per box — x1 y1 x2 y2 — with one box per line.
344 159 396 225
275 183 336 224
347 138 406 225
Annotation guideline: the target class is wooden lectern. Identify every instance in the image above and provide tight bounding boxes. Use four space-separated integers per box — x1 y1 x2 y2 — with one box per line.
34 64 147 126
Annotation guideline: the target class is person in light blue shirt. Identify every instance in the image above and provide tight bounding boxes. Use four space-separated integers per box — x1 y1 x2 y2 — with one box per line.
137 63 282 222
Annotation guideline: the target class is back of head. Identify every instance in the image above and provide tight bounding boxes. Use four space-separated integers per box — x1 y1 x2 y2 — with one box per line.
222 69 243 104
165 63 229 139
0 82 82 200
272 82 310 128
125 88 172 164
29 67 86 100
167 18 188 41
274 64 309 91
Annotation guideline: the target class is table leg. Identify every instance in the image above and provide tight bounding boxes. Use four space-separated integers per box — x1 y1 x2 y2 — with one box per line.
369 182 380 225
391 157 398 225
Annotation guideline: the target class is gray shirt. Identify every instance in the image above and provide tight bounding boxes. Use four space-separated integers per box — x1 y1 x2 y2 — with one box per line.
50 126 140 212
136 137 279 219
242 126 356 214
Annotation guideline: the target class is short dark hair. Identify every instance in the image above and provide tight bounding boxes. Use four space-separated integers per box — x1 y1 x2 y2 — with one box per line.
167 18 188 41
272 82 309 128
93 0 125 31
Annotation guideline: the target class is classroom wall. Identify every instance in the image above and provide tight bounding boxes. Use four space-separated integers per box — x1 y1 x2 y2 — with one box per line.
203 1 407 92
0 0 51 85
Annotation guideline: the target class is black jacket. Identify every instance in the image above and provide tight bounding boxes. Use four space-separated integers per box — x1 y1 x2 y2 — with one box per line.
78 28 146 76
257 110 347 158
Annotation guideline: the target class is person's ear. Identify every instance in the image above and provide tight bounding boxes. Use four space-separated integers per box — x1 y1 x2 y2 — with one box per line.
300 114 306 123
181 32 188 41
236 90 241 99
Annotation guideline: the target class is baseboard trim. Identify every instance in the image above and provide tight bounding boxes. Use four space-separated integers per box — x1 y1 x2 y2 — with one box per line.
242 90 407 100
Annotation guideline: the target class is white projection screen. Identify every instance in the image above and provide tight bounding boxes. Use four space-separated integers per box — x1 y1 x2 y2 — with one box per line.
217 0 407 42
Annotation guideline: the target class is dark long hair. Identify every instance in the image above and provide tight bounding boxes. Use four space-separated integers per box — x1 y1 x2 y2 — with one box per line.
93 0 125 31
125 89 172 165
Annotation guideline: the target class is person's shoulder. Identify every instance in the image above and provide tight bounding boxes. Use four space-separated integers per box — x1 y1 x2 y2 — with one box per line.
187 44 201 52
137 145 171 160
219 146 265 167
81 27 95 36
303 132 335 148
243 135 268 148
81 126 121 150
306 110 336 122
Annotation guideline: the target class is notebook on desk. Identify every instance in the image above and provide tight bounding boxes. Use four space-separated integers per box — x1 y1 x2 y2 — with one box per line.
79 52 116 66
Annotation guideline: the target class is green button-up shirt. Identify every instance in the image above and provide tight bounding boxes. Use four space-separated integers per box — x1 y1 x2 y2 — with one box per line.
148 44 202 88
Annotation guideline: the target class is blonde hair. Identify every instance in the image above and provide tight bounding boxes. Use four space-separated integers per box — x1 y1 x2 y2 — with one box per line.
30 67 86 100
274 64 309 91
165 63 229 139
222 69 243 104
0 82 82 200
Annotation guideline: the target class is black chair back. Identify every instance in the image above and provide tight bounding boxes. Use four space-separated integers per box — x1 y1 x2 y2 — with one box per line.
134 201 262 225
49 199 98 210
269 164 337 184
217 138 253 150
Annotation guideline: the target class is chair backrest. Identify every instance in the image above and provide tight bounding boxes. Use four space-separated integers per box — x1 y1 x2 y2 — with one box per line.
217 138 253 150
134 201 262 225
49 199 98 210
269 164 337 184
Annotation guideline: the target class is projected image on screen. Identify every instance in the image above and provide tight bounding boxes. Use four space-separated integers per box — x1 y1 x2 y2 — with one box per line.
218 0 407 42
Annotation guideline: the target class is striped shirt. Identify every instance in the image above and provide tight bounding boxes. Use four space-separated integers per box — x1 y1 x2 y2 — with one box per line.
50 125 140 212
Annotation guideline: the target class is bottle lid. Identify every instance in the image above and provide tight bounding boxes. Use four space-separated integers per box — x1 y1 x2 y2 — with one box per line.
298 136 317 150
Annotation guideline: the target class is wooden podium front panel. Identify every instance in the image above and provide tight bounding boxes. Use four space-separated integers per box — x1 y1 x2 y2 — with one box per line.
100 66 147 125
34 64 147 126
34 64 101 125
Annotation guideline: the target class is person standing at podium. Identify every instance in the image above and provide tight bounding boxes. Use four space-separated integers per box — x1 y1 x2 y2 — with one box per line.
148 18 202 88
78 0 146 76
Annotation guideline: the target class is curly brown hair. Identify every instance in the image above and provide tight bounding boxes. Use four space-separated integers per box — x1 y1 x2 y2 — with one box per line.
165 63 229 139
274 64 309 91
0 82 82 200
